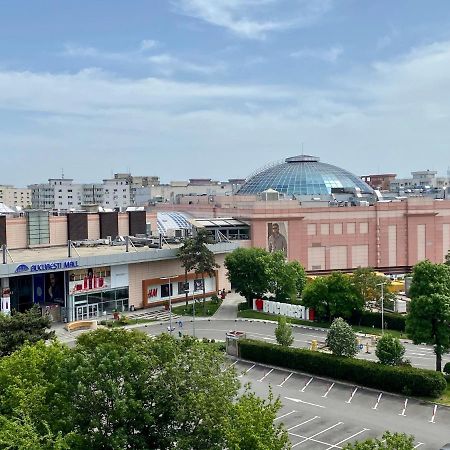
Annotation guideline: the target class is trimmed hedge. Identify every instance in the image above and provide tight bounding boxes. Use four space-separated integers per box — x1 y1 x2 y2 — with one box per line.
350 311 406 332
239 339 446 398
238 302 252 311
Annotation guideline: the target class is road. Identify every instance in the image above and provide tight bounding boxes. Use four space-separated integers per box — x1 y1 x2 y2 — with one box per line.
229 358 450 449
134 318 450 371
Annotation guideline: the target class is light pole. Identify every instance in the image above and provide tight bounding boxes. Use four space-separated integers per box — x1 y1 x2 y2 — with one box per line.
161 276 177 335
377 282 386 334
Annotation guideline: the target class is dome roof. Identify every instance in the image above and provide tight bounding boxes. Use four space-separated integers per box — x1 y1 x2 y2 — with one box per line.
237 155 373 197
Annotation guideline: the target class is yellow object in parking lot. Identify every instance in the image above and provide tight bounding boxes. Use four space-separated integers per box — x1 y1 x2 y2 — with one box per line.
310 339 318 351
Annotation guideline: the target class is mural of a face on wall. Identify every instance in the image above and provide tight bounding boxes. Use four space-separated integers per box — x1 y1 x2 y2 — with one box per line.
267 222 288 257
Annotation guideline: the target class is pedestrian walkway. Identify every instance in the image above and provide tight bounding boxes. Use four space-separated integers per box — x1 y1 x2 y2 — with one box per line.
212 292 245 320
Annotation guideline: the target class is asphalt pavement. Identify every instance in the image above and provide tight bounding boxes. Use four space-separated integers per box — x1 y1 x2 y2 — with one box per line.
228 359 450 449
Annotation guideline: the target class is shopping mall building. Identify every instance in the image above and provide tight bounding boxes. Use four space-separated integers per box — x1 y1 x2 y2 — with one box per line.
154 155 450 273
0 210 235 321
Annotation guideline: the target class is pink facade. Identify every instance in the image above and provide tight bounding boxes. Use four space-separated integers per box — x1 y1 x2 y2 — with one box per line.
155 196 450 272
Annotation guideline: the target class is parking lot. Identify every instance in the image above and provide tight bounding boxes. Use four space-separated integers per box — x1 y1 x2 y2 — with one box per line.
226 360 450 449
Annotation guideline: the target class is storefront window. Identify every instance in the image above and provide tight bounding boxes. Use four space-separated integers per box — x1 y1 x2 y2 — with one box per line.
194 279 203 292
161 283 173 298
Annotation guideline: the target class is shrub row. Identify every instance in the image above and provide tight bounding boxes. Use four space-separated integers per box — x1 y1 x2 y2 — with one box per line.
238 339 446 397
238 302 252 311
349 311 406 332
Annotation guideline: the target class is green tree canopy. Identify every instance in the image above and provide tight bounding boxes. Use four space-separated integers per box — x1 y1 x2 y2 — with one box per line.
408 260 450 298
375 334 406 366
352 267 395 309
343 431 414 449
0 305 54 357
275 316 294 347
407 293 450 371
326 317 358 357
224 390 289 450
302 273 364 322
225 248 271 306
0 329 290 450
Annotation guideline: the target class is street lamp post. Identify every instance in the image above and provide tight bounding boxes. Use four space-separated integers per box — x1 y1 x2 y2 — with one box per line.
161 276 177 335
377 282 386 334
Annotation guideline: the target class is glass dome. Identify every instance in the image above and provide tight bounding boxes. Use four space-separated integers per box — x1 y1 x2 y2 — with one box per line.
237 155 373 197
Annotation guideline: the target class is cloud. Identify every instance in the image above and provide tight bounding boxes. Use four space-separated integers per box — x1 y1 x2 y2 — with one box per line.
2 39 450 185
62 42 224 76
172 0 333 39
376 26 400 51
290 46 343 62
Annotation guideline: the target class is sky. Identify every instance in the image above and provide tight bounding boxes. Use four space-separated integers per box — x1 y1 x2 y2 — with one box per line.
2 0 450 186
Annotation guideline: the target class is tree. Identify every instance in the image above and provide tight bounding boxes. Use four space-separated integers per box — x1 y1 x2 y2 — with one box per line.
275 316 294 347
326 317 358 357
0 305 54 357
0 329 289 449
375 334 405 366
178 237 197 306
352 267 395 309
408 260 450 298
343 431 414 449
225 248 270 307
191 229 219 308
445 249 450 266
224 390 290 450
407 293 450 372
302 273 364 322
406 261 450 372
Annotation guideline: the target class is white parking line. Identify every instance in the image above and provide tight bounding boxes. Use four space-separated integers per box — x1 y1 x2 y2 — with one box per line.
285 397 326 409
322 383 335 398
372 393 383 410
289 431 343 449
287 416 319 431
301 377 314 392
222 360 237 372
275 410 296 421
278 372 294 387
346 387 358 404
429 404 438 423
399 398 408 416
258 368 274 382
292 422 344 447
325 428 369 449
238 364 255 377
414 443 425 448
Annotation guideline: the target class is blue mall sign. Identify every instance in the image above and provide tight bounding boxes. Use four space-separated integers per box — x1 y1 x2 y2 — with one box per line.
14 260 79 274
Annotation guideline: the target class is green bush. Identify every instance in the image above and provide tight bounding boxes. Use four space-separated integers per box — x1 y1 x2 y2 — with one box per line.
350 311 406 332
238 302 252 311
444 362 450 375
238 339 446 397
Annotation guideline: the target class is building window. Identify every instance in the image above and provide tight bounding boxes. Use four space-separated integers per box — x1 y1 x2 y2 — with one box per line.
320 223 329 235
359 222 369 234
307 224 317 236
161 283 173 298
333 223 343 235
347 222 356 234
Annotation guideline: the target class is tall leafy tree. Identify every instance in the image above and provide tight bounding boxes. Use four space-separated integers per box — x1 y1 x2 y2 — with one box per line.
224 390 289 450
407 261 450 371
302 273 363 322
0 329 290 449
375 334 406 366
343 431 415 450
225 248 270 307
274 316 294 347
326 317 358 357
352 267 395 309
178 237 197 306
0 305 54 357
192 229 219 307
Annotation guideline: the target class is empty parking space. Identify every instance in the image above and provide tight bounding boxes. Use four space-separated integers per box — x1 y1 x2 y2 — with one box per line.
233 359 449 447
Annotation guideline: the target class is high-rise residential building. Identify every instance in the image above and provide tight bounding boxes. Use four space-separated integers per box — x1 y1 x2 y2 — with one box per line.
0 185 32 209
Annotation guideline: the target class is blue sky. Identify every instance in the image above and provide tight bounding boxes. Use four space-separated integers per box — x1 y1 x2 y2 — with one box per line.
2 0 450 185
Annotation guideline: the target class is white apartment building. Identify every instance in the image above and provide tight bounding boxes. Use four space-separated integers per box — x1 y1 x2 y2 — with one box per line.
0 185 32 209
30 179 130 210
390 169 450 191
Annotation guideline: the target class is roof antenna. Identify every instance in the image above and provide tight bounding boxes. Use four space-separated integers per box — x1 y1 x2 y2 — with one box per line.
61 168 64 179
